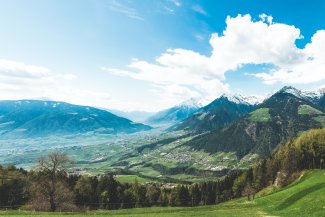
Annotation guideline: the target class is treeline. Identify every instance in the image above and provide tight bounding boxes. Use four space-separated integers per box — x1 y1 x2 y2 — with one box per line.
0 128 324 211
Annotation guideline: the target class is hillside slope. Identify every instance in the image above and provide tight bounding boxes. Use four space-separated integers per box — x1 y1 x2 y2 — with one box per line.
257 170 325 217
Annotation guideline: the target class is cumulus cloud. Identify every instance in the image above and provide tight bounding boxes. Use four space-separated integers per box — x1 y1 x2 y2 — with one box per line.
255 29 325 84
0 59 50 78
102 14 325 105
100 48 230 105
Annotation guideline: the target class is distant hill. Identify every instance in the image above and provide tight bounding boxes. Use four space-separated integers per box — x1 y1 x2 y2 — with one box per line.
185 86 325 158
171 94 258 132
0 100 151 137
146 98 202 127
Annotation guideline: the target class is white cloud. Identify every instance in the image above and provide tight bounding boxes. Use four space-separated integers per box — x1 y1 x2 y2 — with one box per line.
63 73 78 80
170 0 181 7
105 0 143 20
252 30 325 84
0 59 50 78
102 14 325 107
192 5 207 15
101 48 230 105
259 13 273 24
0 59 119 110
209 14 304 73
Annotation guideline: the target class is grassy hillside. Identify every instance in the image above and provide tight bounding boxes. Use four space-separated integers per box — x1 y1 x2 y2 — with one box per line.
257 170 325 217
1 170 324 216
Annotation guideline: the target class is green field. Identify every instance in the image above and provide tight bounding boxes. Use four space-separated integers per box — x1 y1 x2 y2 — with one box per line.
298 104 323 115
249 108 271 122
115 175 154 183
1 170 324 217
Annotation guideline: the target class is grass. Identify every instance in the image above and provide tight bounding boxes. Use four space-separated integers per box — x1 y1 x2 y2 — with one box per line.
115 175 154 183
1 170 324 217
298 105 323 115
249 108 271 122
256 170 325 217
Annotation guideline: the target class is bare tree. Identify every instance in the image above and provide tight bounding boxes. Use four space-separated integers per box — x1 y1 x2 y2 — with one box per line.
242 184 256 201
29 153 75 212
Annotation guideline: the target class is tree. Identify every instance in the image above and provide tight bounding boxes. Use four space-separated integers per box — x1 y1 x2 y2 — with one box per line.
145 185 160 206
97 174 120 209
206 182 216 205
190 184 201 206
131 180 147 207
29 153 75 212
174 185 190 206
74 175 98 209
242 184 256 201
0 166 28 209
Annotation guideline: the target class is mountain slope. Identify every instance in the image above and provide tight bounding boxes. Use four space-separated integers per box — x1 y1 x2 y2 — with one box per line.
172 94 256 132
0 100 151 137
185 86 325 158
146 98 202 126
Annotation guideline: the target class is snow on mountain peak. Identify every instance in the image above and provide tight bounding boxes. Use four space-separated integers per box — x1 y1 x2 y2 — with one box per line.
220 93 263 105
278 86 308 98
276 86 324 102
179 98 203 108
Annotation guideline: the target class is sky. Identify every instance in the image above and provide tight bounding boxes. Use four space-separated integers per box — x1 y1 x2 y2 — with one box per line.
0 0 325 112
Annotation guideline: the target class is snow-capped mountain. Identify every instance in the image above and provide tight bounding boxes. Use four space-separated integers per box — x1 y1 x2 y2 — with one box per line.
172 94 256 132
185 85 325 158
276 86 325 107
145 98 202 127
177 97 203 108
220 93 264 105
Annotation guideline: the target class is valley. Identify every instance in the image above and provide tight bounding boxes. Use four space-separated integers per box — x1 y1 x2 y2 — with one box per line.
0 129 244 182
1 86 325 183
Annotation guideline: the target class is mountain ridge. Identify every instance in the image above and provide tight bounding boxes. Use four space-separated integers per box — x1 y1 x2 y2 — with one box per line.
184 86 325 158
171 94 256 132
145 98 202 127
0 99 151 137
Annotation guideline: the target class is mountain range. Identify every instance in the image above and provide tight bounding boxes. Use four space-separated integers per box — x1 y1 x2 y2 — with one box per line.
0 100 151 138
145 98 202 127
171 94 259 133
184 86 325 158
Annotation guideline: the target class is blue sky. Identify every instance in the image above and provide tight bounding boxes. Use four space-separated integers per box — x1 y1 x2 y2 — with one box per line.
0 0 325 111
